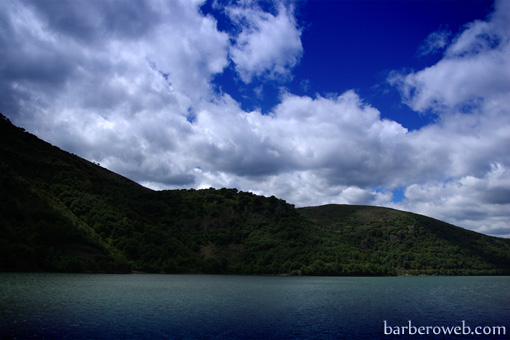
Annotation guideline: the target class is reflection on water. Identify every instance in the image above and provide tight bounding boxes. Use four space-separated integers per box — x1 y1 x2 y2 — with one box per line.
1 273 509 339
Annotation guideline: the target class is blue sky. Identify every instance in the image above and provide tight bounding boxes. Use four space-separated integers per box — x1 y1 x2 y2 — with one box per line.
205 0 495 129
1 0 509 237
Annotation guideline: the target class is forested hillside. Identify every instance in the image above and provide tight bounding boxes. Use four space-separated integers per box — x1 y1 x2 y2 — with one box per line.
298 205 510 275
1 113 509 275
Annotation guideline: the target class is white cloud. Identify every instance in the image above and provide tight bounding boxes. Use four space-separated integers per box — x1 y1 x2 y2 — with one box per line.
0 0 230 184
384 0 510 237
226 1 303 82
182 90 413 191
389 0 510 114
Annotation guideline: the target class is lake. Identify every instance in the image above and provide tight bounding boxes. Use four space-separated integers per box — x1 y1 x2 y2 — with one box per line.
1 273 508 339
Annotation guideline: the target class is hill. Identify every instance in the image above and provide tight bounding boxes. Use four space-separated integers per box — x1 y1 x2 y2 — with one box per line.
298 205 510 275
1 113 509 275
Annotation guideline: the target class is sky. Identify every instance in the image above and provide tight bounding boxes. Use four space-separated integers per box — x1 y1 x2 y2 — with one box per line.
1 0 509 237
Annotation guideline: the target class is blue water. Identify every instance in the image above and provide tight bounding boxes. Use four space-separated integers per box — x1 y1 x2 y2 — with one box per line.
0 274 508 339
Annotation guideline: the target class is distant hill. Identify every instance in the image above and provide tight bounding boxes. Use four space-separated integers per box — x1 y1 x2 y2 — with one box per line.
1 113 509 275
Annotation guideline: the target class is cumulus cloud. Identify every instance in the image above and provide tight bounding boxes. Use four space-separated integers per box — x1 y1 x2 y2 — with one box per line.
183 90 412 190
385 0 510 236
0 0 230 184
0 0 508 237
226 1 303 82
389 0 510 114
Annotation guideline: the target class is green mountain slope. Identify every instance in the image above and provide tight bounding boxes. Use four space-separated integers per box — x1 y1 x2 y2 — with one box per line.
1 113 509 275
298 205 510 275
0 118 132 272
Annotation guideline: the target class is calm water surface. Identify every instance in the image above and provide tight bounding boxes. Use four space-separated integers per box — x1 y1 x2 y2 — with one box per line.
0 273 508 339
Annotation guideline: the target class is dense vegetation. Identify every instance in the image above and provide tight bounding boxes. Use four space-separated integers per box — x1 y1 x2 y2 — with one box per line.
1 113 509 275
298 205 510 275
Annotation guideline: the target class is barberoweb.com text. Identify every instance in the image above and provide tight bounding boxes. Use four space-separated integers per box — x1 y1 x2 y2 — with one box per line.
383 320 506 336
